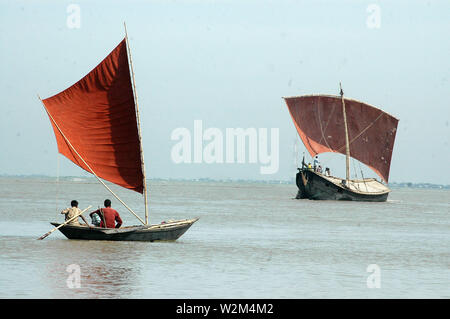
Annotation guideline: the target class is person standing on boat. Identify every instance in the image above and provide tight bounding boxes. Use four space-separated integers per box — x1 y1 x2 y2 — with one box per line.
313 156 320 171
61 200 83 226
90 199 123 228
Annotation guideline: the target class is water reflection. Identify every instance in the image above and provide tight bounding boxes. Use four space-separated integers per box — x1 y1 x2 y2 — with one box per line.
40 240 149 298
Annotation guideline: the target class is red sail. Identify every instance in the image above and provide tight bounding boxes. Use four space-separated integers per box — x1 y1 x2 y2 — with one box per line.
284 95 398 182
42 39 144 193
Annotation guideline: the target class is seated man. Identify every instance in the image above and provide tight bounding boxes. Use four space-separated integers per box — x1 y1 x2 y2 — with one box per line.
90 199 123 228
61 200 83 226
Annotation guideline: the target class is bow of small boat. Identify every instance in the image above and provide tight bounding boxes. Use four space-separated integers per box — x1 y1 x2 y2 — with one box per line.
142 217 200 231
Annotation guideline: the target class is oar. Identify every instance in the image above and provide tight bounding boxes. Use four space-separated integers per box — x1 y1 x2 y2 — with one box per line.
37 205 92 240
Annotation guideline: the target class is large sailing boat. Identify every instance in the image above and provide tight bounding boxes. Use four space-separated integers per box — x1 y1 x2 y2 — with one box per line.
284 84 399 202
38 29 198 241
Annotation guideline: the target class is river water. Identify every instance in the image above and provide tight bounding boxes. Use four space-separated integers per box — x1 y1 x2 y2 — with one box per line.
0 176 448 298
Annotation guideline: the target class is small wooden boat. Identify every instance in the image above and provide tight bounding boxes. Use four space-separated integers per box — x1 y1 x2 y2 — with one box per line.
50 218 199 242
284 84 399 202
38 25 199 241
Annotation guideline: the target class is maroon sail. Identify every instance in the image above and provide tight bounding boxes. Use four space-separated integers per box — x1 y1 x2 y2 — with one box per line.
42 39 144 193
284 95 398 182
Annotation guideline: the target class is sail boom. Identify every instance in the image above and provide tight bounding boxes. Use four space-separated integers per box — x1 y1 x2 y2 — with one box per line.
283 94 400 121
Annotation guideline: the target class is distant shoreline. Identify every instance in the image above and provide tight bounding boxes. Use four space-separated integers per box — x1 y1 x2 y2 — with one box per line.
0 175 449 189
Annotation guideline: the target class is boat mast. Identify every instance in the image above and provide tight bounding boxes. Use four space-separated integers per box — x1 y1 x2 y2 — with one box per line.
124 22 149 225
340 82 351 185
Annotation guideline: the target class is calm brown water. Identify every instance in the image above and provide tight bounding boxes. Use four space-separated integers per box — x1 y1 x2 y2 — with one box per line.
0 177 449 298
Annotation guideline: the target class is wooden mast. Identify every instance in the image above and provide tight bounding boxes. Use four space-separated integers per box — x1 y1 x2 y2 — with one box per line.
340 82 351 185
124 22 149 225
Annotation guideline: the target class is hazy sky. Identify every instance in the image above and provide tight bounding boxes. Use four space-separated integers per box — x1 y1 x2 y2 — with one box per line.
0 0 449 184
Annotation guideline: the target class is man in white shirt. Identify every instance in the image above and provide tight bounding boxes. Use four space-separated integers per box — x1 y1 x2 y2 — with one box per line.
313 156 320 171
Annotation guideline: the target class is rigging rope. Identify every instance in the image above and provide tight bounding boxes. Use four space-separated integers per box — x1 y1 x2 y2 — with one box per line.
359 160 369 192
55 153 60 214
336 111 384 154
39 96 145 225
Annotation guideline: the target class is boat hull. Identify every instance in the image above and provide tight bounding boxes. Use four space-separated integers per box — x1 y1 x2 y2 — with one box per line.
50 218 198 242
295 169 389 202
